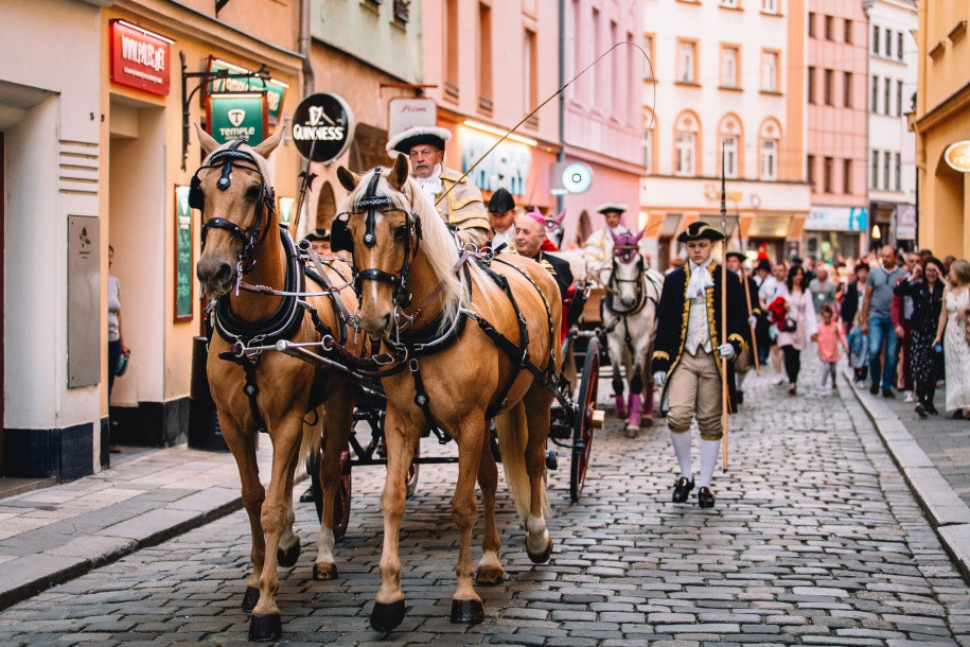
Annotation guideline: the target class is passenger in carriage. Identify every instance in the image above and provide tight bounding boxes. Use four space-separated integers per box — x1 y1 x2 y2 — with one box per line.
303 227 333 258
385 125 490 247
514 212 573 298
651 222 748 509
487 187 517 254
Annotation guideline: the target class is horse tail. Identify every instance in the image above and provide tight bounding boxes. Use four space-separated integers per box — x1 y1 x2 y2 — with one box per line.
496 401 551 522
299 406 324 464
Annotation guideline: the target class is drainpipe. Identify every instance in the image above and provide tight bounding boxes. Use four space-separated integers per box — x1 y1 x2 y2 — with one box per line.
300 0 315 97
557 0 566 214
863 0 872 255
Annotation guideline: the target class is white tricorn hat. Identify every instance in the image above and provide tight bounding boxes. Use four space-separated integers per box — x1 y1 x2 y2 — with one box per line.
596 203 628 215
386 126 453 155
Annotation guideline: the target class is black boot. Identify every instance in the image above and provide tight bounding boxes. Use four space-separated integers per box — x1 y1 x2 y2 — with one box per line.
697 487 716 508
672 476 694 503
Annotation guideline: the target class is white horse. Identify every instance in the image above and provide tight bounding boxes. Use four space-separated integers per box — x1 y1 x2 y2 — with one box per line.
599 228 662 437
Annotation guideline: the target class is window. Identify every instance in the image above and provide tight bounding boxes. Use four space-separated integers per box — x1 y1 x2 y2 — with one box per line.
871 76 879 113
807 154 816 189
898 32 904 61
844 72 853 108
883 151 891 190
570 0 581 102
608 20 618 117
824 68 834 105
478 3 493 109
675 112 699 176
884 77 891 116
591 8 600 105
844 19 853 44
897 80 903 116
873 25 880 54
762 0 778 14
721 45 739 88
885 29 892 58
678 40 697 84
808 12 816 37
843 159 852 194
824 15 834 41
871 150 879 189
720 116 742 179
895 153 902 191
807 66 816 103
721 0 739 7
643 111 656 173
524 29 537 116
444 0 459 96
643 33 655 80
823 157 833 193
759 120 780 180
762 51 779 92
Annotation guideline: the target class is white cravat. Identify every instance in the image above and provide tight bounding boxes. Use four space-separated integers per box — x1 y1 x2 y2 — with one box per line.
414 164 444 202
491 227 515 253
685 260 714 355
686 260 714 299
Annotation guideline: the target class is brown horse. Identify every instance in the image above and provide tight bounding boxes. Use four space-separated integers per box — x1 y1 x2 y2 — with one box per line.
194 126 362 642
334 154 561 631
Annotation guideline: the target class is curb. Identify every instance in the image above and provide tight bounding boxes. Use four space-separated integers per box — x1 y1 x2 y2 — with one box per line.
0 473 307 612
844 370 970 584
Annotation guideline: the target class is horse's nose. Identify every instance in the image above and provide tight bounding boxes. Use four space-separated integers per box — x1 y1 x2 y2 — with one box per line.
621 296 635 307
381 313 391 330
197 259 233 288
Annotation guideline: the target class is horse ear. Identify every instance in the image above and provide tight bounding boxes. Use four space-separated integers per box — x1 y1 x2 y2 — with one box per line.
195 123 219 157
252 126 285 159
315 181 336 226
337 166 360 192
388 153 410 191
634 228 646 244
555 209 566 223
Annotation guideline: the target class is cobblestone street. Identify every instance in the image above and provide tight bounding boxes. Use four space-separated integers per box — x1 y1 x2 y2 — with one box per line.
2 359 970 646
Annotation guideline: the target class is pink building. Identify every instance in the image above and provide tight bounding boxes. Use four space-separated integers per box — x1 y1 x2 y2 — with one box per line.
561 0 645 238
420 0 562 212
804 0 870 259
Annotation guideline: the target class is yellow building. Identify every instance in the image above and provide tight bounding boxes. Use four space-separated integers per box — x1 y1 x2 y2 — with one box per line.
911 0 970 259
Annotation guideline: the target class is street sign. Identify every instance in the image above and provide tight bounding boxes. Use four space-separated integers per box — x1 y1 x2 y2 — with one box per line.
945 141 970 173
207 93 267 144
388 97 438 140
109 20 173 96
291 93 355 162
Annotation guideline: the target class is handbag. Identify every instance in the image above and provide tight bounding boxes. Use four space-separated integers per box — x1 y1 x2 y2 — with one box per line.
782 315 797 332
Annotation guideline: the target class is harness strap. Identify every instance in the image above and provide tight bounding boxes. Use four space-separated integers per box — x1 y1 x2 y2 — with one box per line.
408 359 450 444
218 349 268 434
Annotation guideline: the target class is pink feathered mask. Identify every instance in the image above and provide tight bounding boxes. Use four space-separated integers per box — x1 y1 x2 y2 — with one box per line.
609 227 646 263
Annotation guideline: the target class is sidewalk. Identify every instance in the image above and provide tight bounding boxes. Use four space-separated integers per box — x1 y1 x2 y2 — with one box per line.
0 442 282 611
845 370 970 583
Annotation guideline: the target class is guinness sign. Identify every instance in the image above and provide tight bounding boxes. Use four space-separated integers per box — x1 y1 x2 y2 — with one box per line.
292 93 355 162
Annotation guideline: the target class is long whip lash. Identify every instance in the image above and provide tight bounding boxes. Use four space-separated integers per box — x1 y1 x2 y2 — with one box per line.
435 42 656 207
721 146 729 471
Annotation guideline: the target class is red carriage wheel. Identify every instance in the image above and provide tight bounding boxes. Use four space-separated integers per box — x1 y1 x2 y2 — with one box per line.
570 336 600 503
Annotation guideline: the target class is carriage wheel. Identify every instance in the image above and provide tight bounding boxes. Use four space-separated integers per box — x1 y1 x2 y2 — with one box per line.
312 447 352 541
570 336 600 503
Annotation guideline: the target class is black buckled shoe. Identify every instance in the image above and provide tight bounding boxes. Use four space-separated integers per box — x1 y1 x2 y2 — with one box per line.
672 476 694 503
697 487 716 508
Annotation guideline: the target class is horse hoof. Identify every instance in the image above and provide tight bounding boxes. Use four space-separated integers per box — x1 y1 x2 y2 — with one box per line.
475 567 505 586
248 613 282 642
314 562 338 581
276 540 301 568
624 426 639 439
642 416 653 428
242 586 260 612
370 599 407 632
527 537 553 564
450 598 484 625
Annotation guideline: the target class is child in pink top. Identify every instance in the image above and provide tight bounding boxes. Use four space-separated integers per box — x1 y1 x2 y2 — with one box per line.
817 305 848 394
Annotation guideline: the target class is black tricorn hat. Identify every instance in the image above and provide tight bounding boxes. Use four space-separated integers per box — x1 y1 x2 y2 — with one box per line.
677 221 725 243
304 227 330 242
725 251 746 262
488 188 516 213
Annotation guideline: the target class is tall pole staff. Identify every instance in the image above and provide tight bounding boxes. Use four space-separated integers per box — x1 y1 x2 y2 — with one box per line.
741 264 761 375
720 148 729 471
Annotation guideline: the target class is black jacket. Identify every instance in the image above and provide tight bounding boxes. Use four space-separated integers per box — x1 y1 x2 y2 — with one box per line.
532 251 573 298
893 279 945 334
841 281 862 328
651 262 749 413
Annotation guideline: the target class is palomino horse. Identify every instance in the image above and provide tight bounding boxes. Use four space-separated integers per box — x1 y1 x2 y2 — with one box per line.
193 126 363 642
599 228 662 437
332 154 560 632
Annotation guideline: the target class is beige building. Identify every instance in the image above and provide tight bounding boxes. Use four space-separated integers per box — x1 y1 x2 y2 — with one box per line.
911 0 970 259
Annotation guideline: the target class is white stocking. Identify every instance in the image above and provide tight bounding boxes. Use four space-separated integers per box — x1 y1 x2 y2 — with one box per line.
670 430 693 480
698 439 720 488
736 371 747 390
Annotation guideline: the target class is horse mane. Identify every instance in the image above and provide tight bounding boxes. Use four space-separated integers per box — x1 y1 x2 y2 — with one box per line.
348 169 471 329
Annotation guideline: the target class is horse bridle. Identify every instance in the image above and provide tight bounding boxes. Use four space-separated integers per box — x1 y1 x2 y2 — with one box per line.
191 139 276 275
331 168 423 308
608 252 646 315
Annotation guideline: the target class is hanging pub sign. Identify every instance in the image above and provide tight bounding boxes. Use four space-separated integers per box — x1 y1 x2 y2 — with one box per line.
109 20 174 96
207 93 268 144
945 141 970 173
291 93 355 163
204 57 288 124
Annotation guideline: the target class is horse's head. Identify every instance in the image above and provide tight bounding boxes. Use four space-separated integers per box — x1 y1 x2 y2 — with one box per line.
334 154 426 339
608 228 646 309
193 124 284 297
540 209 566 248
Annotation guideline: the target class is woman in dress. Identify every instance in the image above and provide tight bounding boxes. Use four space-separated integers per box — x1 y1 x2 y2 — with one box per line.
894 257 946 417
934 259 970 419
777 265 818 395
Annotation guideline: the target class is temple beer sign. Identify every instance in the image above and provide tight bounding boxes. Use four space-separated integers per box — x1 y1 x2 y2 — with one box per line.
207 93 267 144
205 58 288 124
109 20 173 96
945 141 970 173
291 93 355 162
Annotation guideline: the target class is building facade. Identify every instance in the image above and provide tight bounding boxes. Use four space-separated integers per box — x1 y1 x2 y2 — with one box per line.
911 0 970 260
640 0 811 268
803 0 869 261
865 0 917 250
